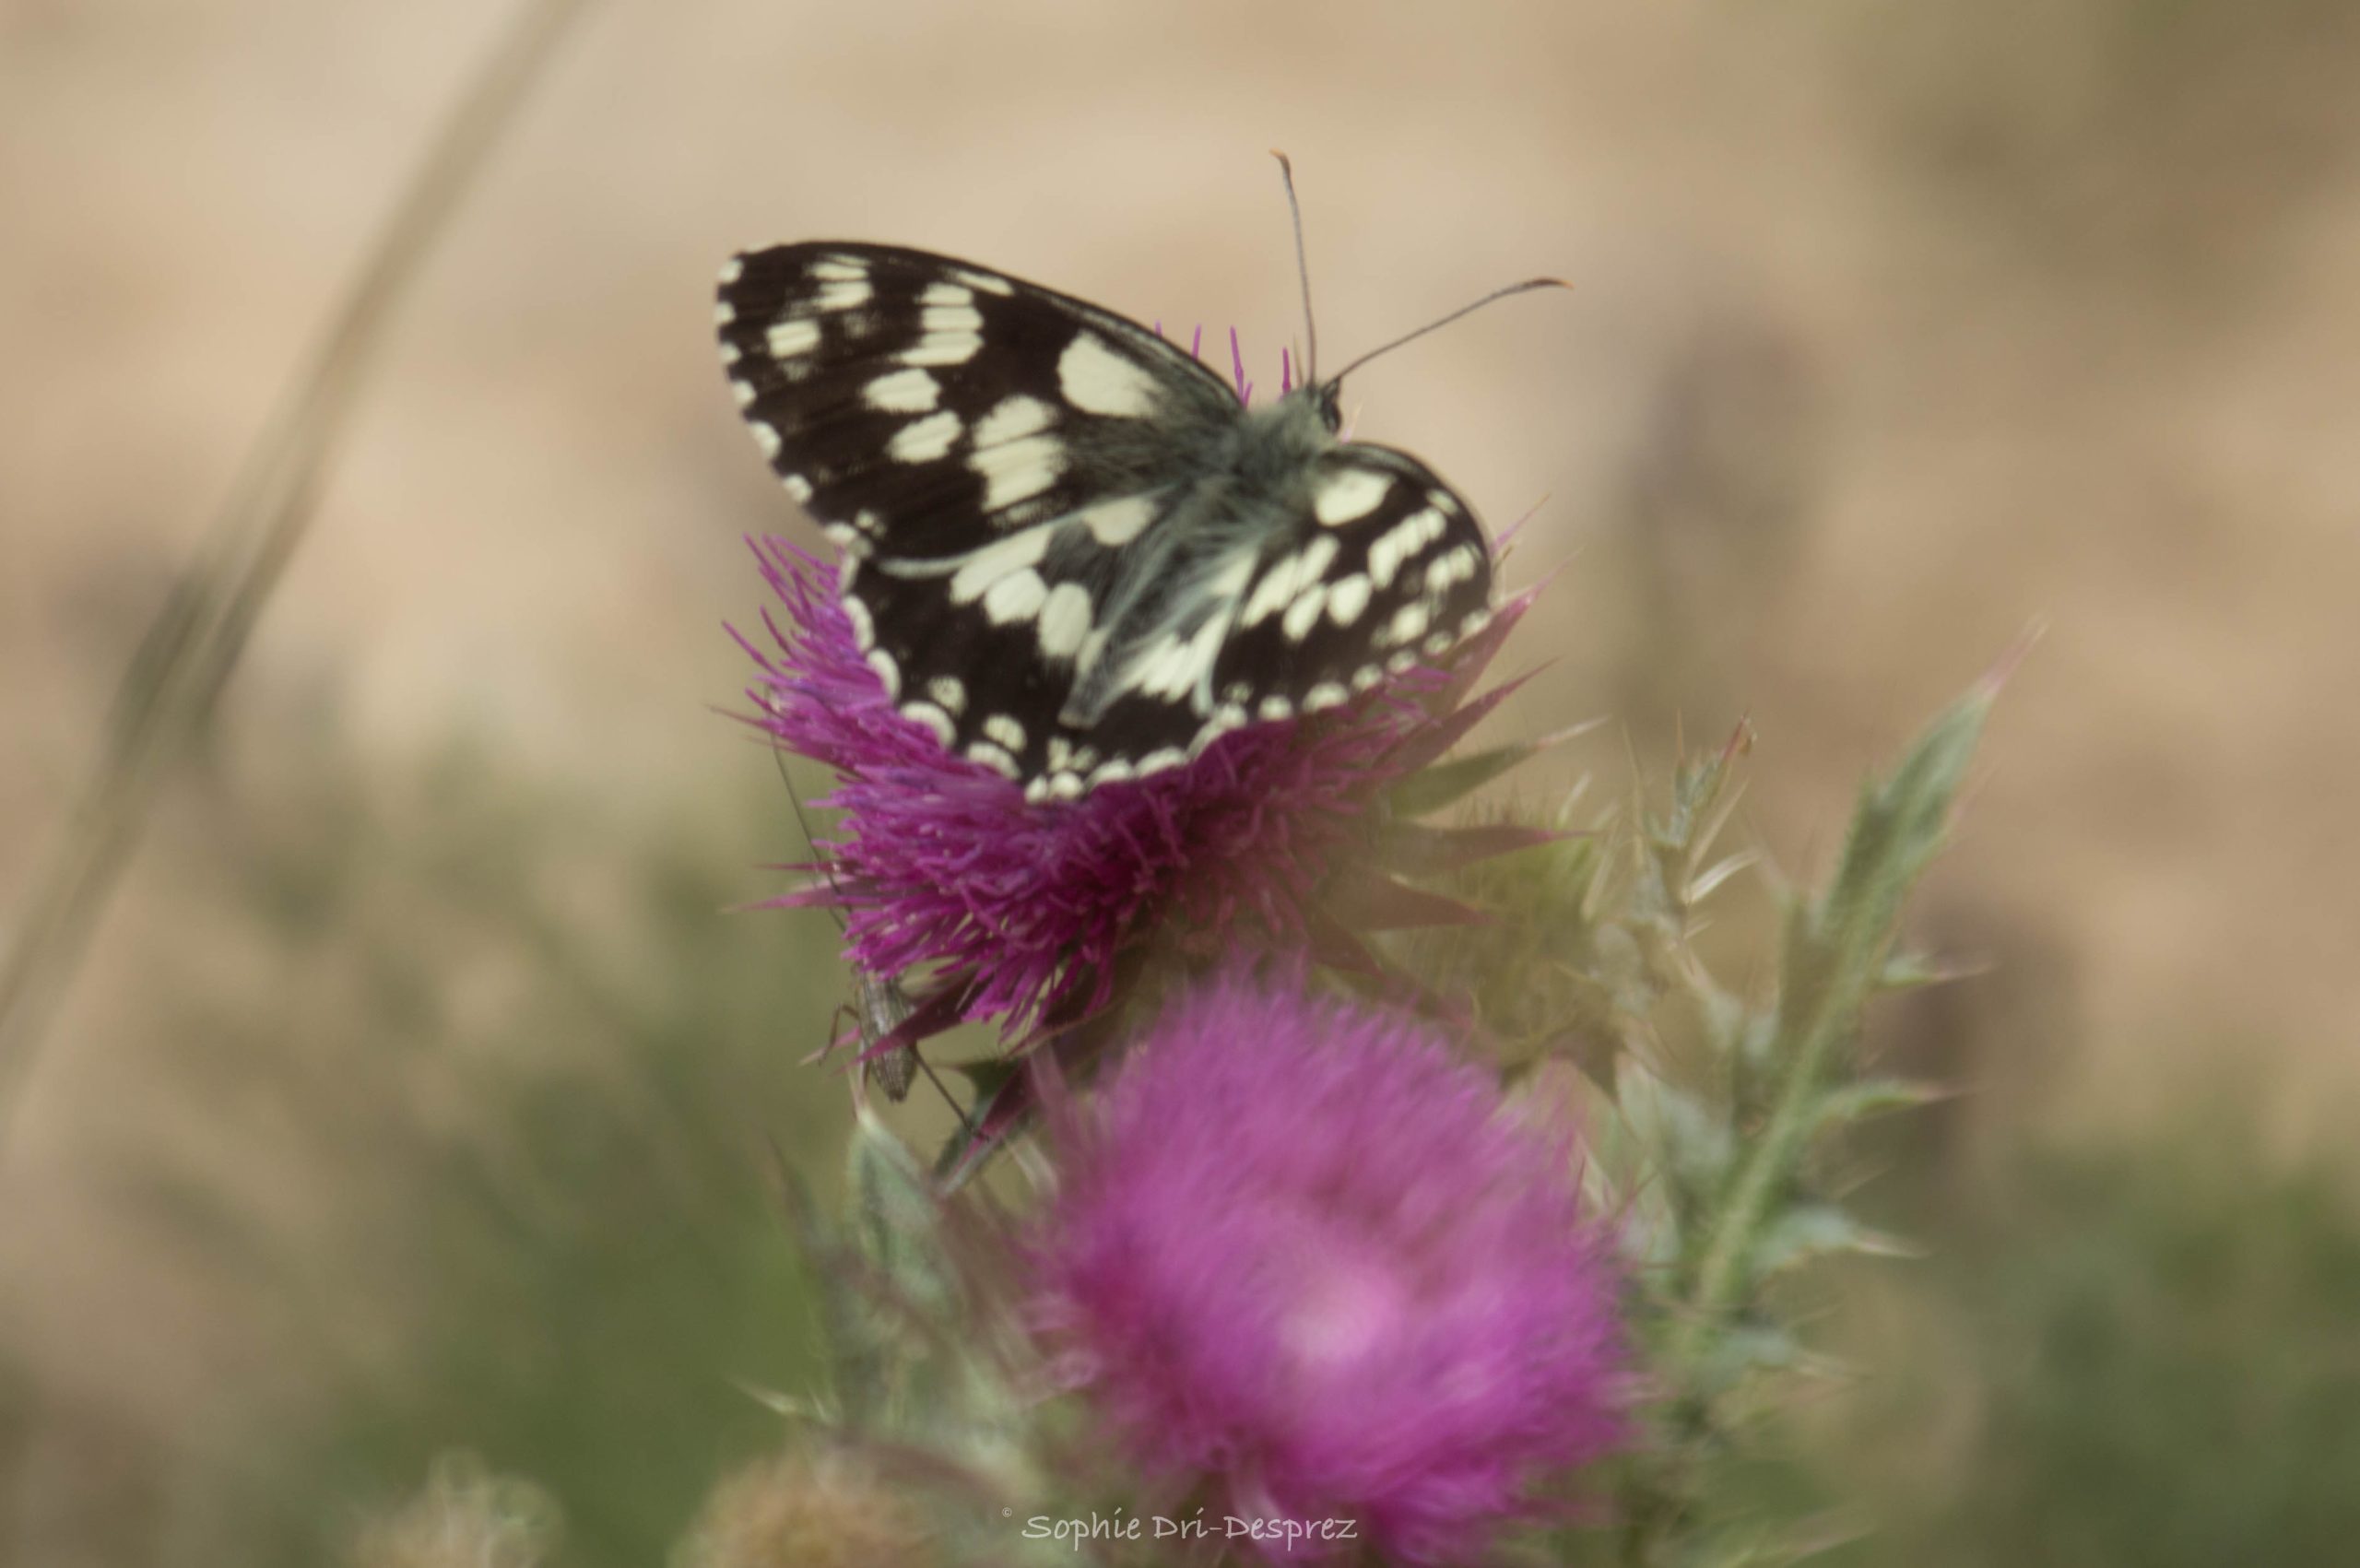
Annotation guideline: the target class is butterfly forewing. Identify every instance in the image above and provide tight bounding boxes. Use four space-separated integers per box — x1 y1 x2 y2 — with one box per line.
721 243 1241 782
717 241 1499 800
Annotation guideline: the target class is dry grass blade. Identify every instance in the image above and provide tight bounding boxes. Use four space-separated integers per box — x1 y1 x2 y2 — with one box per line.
0 0 603 1149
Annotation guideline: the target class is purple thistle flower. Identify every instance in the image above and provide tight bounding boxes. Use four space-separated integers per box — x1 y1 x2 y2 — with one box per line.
738 537 1535 1040
1029 973 1628 1562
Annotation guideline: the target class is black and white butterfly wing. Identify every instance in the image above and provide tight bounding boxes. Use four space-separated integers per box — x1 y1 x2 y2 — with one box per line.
719 243 1242 779
1204 442 1493 725
717 241 1496 801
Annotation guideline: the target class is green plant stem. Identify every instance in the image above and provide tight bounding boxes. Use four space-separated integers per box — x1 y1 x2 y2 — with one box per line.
1623 681 1998 1564
0 0 600 1153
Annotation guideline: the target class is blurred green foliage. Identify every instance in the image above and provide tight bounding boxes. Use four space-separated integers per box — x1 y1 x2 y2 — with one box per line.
12 738 2359 1568
1879 1118 2360 1566
1713 1106 2360 1567
41 734 850 1567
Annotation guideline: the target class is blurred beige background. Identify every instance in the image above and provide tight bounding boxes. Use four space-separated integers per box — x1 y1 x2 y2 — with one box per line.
3 0 2358 1555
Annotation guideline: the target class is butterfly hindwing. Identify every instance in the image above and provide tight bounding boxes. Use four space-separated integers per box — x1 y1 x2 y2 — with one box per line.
1209 445 1493 723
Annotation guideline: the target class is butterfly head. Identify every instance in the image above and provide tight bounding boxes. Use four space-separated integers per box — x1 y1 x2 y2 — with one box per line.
1271 152 1568 410
1311 378 1344 434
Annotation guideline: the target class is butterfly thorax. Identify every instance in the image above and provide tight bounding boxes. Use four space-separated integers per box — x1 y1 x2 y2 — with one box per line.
1059 392 1339 726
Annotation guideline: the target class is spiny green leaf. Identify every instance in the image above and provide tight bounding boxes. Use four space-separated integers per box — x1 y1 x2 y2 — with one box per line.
1808 1076 1953 1137
1752 1201 1915 1284
1823 681 1994 951
1386 738 1549 819
1879 948 1989 992
1687 849 1762 905
1693 1321 1803 1398
1616 1058 1735 1215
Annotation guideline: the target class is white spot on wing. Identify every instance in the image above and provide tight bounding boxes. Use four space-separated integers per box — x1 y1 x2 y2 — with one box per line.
1281 584 1329 643
1129 607 1231 706
927 676 967 715
717 257 745 285
1037 582 1093 660
983 567 1048 624
900 331 982 367
952 268 1015 296
948 527 1051 603
902 701 954 746
973 435 1064 511
809 256 867 281
1304 682 1350 713
842 595 874 649
1242 536 1339 628
766 318 821 358
921 281 974 308
973 395 1056 446
1425 543 1482 591
862 367 940 413
1382 600 1432 648
1327 573 1372 625
867 647 900 697
1057 332 1161 418
970 741 1021 778
750 421 782 459
1368 507 1446 588
887 409 962 463
921 303 984 335
969 397 1064 510
783 474 812 503
816 278 872 312
1315 466 1391 526
984 714 1026 751
1077 493 1157 547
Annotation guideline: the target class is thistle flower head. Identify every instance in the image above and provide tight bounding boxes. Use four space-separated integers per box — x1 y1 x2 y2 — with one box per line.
740 541 1528 1040
1028 973 1627 1562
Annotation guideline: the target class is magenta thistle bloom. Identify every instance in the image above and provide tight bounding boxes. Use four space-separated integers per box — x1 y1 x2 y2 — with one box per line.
1030 973 1628 1562
738 539 1537 1040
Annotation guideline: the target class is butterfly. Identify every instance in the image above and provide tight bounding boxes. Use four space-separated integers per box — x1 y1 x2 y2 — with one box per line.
715 165 1561 803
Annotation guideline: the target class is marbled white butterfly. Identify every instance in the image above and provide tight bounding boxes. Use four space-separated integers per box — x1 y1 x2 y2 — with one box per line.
716 160 1562 803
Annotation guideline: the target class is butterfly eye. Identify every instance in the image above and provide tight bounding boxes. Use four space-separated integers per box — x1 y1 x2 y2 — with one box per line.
1316 383 1343 433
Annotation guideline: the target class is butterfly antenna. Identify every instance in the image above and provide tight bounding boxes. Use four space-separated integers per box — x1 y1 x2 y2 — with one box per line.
1270 149 1318 385
1326 276 1570 389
